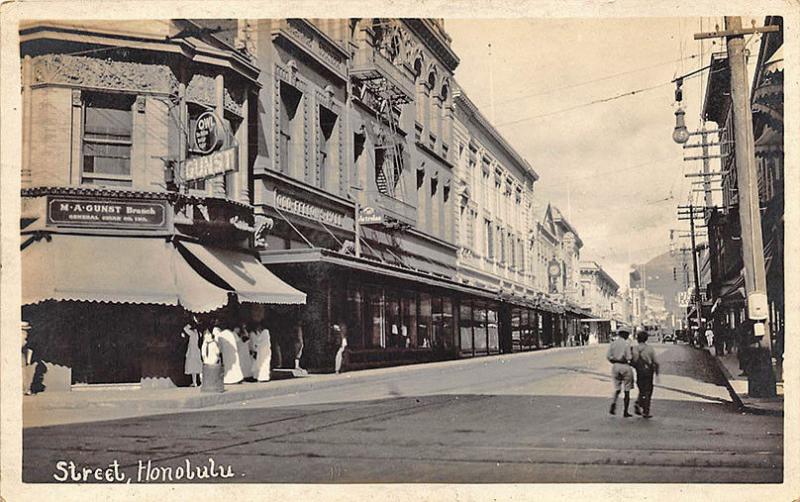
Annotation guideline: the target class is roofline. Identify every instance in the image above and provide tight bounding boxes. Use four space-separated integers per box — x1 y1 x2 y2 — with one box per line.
453 86 539 181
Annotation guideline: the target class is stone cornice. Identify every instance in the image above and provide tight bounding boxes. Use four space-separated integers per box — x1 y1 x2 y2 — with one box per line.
453 88 539 181
402 19 459 72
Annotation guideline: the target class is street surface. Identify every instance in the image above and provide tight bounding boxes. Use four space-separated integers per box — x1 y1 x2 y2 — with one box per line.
23 344 782 483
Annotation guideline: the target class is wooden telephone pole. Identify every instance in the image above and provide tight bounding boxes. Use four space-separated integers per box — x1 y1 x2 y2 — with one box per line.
695 17 779 397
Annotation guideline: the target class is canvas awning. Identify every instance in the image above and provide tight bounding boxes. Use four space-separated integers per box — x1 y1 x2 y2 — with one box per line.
22 234 230 312
178 241 306 304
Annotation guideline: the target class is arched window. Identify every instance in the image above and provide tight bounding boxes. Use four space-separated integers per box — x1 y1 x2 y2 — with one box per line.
427 70 436 90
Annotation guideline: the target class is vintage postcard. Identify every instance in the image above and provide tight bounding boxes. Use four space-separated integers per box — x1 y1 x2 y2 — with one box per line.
1 0 796 500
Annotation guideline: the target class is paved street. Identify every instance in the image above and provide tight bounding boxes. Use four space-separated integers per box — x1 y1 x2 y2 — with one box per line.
23 344 782 483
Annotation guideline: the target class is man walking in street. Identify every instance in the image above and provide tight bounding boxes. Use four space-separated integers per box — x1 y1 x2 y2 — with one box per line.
607 329 634 417
632 330 659 418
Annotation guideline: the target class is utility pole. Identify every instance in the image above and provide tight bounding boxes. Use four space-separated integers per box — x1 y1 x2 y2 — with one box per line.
695 17 778 396
677 204 705 344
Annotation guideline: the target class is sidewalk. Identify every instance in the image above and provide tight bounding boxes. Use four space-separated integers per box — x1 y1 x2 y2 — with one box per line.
707 348 784 416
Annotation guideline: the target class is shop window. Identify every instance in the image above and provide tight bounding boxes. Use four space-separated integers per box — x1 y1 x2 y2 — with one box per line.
441 297 454 351
364 286 384 348
386 291 403 348
418 292 432 348
279 82 303 176
487 307 499 353
318 105 338 190
511 308 522 350
81 92 135 187
473 304 488 353
459 301 473 354
402 293 418 348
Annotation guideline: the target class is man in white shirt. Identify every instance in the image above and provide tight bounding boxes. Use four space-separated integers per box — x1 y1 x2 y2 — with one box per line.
606 329 634 417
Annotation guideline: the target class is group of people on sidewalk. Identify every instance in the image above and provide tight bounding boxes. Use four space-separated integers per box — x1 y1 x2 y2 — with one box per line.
607 329 659 419
183 316 306 387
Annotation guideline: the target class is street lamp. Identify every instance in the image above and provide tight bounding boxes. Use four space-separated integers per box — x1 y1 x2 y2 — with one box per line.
672 107 690 144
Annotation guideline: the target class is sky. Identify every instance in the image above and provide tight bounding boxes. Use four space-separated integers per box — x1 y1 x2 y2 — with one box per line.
446 17 762 288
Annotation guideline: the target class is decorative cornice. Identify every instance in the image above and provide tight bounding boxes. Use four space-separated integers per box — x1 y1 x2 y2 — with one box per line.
186 73 243 117
403 19 459 72
30 54 178 94
453 87 538 181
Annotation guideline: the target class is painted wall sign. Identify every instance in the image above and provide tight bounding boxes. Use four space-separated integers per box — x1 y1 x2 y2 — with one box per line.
275 192 345 228
183 147 238 182
46 197 167 229
192 111 224 154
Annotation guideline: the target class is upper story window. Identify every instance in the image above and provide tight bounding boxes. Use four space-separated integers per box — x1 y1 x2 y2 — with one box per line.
81 92 135 187
318 105 338 190
279 82 303 176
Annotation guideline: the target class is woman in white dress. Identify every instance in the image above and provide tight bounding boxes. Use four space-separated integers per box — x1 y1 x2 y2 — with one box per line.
182 323 203 386
252 323 272 382
234 326 254 380
215 326 243 384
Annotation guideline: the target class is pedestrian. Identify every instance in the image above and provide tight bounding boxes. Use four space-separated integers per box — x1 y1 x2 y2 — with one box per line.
182 319 203 387
607 329 634 417
333 324 348 374
234 325 254 380
251 321 272 382
705 324 714 352
216 325 244 384
631 330 659 418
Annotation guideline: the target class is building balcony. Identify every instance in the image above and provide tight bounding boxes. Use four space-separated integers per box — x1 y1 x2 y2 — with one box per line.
363 189 417 227
351 45 415 104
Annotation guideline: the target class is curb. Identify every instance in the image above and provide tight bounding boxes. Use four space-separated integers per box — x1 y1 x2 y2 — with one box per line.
700 348 745 410
24 345 591 414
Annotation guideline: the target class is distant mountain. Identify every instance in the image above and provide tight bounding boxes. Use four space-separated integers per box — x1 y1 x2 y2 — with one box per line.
630 250 685 321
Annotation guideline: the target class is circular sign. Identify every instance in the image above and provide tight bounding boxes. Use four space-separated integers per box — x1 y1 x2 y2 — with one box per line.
193 111 224 154
548 261 561 277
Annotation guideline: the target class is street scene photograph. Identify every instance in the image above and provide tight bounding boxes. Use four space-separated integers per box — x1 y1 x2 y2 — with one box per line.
3 6 791 496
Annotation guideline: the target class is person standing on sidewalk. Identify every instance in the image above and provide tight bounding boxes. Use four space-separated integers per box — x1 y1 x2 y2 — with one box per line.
607 329 634 417
632 330 659 418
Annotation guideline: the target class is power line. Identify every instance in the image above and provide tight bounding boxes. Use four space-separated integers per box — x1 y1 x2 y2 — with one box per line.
495 80 672 128
495 64 724 129
493 52 703 107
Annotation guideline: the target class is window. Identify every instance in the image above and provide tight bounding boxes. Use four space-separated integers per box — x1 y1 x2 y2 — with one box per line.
485 219 494 259
318 105 337 190
279 82 303 175
81 92 135 186
376 144 404 197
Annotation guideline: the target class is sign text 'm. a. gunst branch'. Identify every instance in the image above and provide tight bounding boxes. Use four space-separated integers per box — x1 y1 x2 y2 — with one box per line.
46 197 167 229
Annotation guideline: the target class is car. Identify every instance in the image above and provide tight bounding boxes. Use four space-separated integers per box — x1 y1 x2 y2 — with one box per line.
662 333 676 343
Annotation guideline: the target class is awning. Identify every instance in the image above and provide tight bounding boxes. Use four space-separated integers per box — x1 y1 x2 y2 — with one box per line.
764 44 784 75
179 241 306 304
581 318 610 323
260 247 498 300
22 234 229 312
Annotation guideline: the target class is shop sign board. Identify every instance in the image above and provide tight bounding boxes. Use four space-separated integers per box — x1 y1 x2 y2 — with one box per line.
192 111 224 154
183 147 238 182
47 196 168 229
275 192 345 228
358 206 384 226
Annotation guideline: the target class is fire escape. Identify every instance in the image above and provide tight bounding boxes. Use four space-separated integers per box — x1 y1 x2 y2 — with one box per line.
350 21 416 226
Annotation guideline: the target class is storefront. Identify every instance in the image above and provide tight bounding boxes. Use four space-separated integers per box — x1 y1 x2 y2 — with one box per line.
21 187 305 390
260 247 512 371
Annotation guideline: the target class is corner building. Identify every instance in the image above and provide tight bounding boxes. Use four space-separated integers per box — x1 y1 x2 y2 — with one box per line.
20 20 306 389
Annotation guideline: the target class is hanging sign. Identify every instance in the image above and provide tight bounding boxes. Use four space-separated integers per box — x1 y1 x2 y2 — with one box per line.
358 206 384 226
192 111 224 154
183 147 238 182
